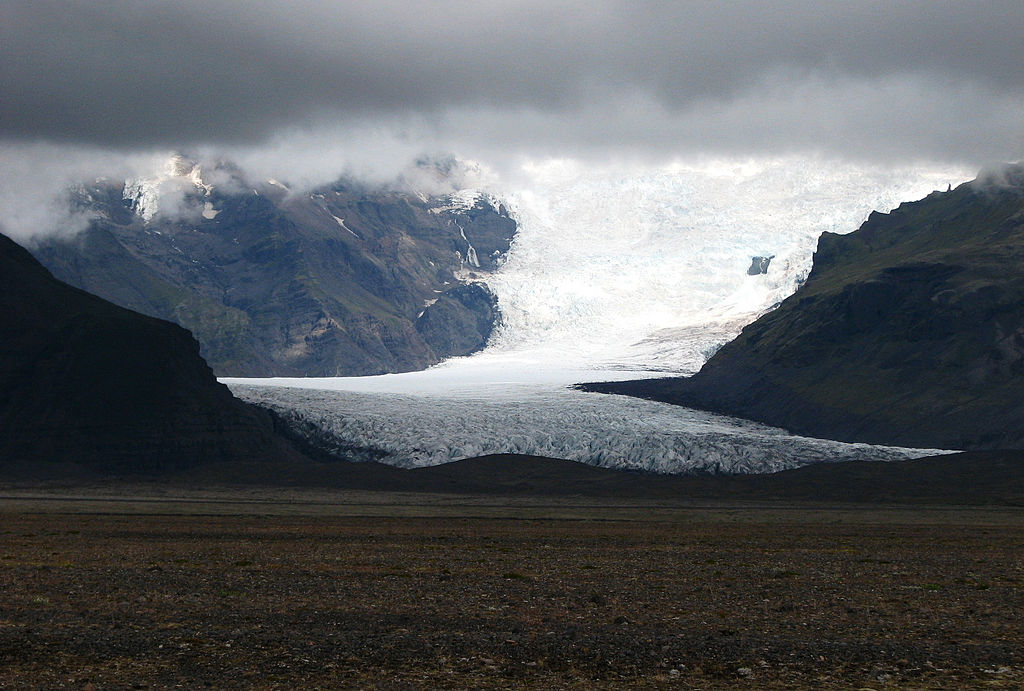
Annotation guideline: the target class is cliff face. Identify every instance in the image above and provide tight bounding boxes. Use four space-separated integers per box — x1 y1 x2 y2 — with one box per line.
585 165 1024 450
0 232 304 475
32 170 515 376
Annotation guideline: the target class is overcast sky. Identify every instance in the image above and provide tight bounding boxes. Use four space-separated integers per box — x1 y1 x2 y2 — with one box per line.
1 1 1022 239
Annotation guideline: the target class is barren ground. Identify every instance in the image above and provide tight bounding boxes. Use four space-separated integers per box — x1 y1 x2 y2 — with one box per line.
1 490 1023 689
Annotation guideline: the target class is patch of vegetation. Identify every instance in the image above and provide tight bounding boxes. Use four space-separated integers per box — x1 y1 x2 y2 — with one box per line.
502 571 529 581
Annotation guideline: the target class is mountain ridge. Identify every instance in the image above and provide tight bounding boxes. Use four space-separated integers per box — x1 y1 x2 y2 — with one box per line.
31 161 516 377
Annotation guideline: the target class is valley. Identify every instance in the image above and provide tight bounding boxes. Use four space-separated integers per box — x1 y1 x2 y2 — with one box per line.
16 155 980 477
3 4 1022 689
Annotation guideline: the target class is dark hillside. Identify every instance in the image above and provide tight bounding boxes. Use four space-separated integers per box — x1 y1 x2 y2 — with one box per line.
0 232 305 475
151 451 1024 506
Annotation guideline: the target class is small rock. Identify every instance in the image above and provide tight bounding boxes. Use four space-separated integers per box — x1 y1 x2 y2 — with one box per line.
737 667 753 677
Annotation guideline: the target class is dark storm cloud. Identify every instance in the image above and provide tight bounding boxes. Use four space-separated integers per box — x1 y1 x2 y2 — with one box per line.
2 0 1022 161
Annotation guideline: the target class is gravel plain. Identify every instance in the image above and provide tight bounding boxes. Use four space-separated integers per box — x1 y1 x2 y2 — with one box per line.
1 491 1023 689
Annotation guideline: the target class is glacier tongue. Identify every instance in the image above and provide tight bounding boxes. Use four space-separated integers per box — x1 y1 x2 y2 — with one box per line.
228 375 947 474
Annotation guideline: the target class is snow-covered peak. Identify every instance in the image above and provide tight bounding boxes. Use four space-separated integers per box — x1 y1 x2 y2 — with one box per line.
428 188 505 216
122 154 213 222
401 156 499 202
445 188 483 210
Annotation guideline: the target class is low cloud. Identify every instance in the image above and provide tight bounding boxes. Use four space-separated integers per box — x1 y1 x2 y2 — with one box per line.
1 1 1021 241
0 144 163 244
3 1 1021 161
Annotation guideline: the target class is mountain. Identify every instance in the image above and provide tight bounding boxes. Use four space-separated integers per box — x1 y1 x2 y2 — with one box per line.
31 157 516 376
0 231 308 476
583 164 1024 451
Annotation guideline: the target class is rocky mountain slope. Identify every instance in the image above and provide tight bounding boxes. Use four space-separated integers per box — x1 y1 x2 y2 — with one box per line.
584 164 1024 450
0 232 308 475
31 158 516 376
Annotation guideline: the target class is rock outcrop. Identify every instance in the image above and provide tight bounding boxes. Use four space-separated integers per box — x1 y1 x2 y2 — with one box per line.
747 255 773 275
584 164 1024 450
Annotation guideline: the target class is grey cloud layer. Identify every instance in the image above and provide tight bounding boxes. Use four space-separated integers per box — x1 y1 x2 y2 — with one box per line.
3 0 1022 162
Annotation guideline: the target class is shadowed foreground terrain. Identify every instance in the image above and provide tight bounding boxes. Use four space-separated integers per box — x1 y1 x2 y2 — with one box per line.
16 450 1023 505
0 231 305 476
1 490 1023 689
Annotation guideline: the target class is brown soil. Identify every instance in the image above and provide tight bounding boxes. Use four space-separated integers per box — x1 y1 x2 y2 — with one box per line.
1 495 1023 689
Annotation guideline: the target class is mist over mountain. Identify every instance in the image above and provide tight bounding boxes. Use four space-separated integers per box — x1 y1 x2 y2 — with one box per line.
30 157 515 376
30 155 959 381
585 163 1024 451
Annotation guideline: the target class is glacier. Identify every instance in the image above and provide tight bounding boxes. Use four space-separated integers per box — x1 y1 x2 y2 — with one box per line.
482 157 969 372
226 155 970 474
227 364 948 474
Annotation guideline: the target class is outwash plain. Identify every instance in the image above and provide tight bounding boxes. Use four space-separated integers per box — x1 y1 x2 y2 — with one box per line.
2 456 1023 690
